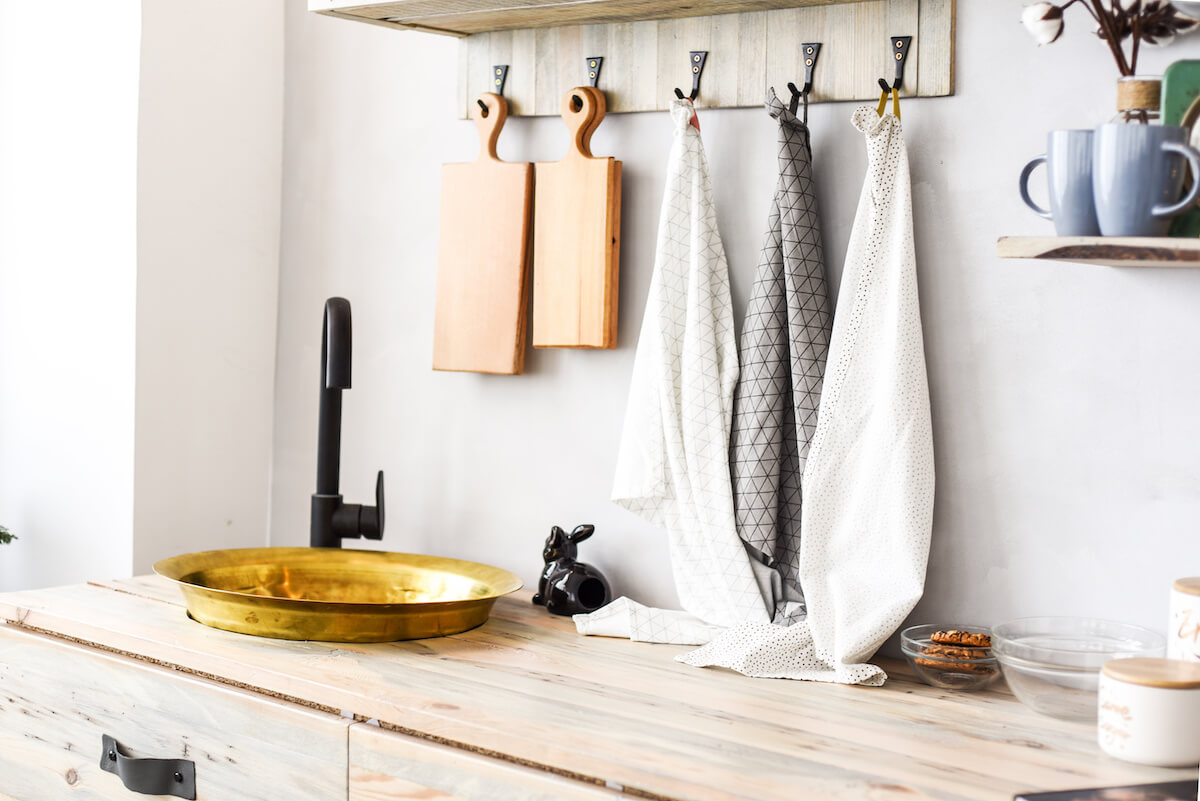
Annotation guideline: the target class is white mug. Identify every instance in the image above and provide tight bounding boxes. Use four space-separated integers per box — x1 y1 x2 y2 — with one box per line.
1170 577 1200 663
1098 657 1200 767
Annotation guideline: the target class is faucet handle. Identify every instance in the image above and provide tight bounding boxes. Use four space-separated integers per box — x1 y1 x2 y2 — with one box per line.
361 471 385 540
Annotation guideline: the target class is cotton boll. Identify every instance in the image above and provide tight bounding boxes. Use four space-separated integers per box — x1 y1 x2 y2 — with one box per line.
1021 2 1066 44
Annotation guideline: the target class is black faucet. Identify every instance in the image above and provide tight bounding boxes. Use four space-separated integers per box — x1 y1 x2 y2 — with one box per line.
311 297 385 548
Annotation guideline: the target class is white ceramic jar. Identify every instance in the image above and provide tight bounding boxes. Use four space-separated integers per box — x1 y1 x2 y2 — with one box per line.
1170 577 1200 662
1097 657 1200 767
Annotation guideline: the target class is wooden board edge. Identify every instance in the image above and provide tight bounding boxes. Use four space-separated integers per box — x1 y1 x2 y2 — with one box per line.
314 8 467 37
997 235 1200 267
605 159 622 349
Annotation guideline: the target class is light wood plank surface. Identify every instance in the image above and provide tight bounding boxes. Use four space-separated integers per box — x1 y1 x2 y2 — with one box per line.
0 578 1192 801
307 1 955 116
457 1 953 117
311 0 876 36
350 723 624 800
997 236 1200 268
0 624 348 801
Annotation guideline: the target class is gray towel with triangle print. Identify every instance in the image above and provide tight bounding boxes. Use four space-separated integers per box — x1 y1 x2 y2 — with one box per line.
729 88 832 626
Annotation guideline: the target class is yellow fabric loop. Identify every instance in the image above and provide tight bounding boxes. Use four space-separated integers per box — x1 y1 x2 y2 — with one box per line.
876 87 901 121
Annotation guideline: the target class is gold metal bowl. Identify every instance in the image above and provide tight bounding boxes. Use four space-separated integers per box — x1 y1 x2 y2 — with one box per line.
153 547 523 642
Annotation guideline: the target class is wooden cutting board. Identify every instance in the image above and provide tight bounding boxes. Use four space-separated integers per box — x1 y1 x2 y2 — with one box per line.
433 93 533 374
532 87 622 349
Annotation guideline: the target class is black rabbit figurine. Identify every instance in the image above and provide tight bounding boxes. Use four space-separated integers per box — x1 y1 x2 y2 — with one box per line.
532 524 612 616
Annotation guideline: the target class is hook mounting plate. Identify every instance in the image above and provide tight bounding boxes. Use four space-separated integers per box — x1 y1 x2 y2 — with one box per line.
492 64 509 95
586 56 603 88
890 36 912 90
801 42 821 94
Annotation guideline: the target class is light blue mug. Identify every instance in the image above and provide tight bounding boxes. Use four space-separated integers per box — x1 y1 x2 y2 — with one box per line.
1019 130 1101 237
1092 123 1200 237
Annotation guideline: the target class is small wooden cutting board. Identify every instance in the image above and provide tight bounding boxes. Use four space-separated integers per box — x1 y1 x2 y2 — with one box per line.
433 93 533 374
532 87 622 349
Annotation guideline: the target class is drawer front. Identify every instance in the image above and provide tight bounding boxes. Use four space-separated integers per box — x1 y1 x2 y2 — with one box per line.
350 723 626 801
0 625 347 801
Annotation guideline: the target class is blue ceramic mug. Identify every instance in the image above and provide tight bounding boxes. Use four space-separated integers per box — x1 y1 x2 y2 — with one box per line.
1019 130 1102 237
1092 123 1200 237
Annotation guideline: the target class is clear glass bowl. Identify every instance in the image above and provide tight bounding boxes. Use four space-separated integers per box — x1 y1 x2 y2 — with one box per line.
900 624 1001 691
992 617 1166 721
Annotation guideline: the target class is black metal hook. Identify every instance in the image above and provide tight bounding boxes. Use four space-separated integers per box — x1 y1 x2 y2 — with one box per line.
586 56 603 88
478 65 509 115
786 42 821 121
886 36 911 90
801 42 821 95
673 51 708 101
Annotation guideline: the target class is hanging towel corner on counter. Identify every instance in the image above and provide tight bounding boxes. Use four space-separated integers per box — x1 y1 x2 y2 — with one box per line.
679 101 935 685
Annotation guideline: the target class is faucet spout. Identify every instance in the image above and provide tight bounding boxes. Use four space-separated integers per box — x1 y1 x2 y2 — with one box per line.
311 297 385 548
317 298 351 497
323 298 352 391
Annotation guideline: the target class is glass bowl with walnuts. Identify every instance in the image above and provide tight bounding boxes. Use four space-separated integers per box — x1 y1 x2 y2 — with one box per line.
900 624 1001 691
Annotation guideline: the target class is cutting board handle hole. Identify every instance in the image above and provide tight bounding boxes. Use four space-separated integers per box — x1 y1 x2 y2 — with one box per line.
570 94 584 112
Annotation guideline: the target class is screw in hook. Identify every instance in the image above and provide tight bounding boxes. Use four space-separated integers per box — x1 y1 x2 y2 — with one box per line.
174 772 184 783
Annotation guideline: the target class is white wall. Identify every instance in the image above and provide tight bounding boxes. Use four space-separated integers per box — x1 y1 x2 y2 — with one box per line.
133 1 285 572
0 3 141 590
273 4 1200 640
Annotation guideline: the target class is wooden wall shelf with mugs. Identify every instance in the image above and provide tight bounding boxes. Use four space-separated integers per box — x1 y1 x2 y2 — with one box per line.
308 0 956 118
997 236 1200 268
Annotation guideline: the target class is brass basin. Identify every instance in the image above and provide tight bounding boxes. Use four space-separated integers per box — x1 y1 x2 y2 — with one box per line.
153 547 523 642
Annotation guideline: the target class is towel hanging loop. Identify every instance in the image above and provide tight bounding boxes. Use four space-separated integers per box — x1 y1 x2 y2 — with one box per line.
674 51 708 101
876 85 900 121
585 56 603 89
786 82 801 116
478 65 509 116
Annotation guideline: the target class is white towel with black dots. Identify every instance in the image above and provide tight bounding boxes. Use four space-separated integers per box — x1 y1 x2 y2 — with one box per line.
574 98 771 644
679 105 934 685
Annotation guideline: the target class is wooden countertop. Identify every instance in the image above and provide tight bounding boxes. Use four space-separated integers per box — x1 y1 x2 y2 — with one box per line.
0 576 1191 801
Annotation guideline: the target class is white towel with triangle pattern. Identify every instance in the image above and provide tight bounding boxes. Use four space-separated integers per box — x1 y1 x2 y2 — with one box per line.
574 98 771 644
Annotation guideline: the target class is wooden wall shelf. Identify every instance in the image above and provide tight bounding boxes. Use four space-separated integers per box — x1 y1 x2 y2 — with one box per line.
997 236 1200 268
310 0 874 37
311 0 956 119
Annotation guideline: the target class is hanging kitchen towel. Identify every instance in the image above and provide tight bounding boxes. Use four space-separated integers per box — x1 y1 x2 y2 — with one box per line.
729 88 831 627
679 104 934 684
574 98 771 644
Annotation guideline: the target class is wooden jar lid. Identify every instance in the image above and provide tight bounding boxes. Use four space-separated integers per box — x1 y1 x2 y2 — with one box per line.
1174 577 1200 597
1102 657 1200 689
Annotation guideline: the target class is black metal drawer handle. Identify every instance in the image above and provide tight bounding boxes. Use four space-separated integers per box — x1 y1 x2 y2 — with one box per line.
100 734 196 800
